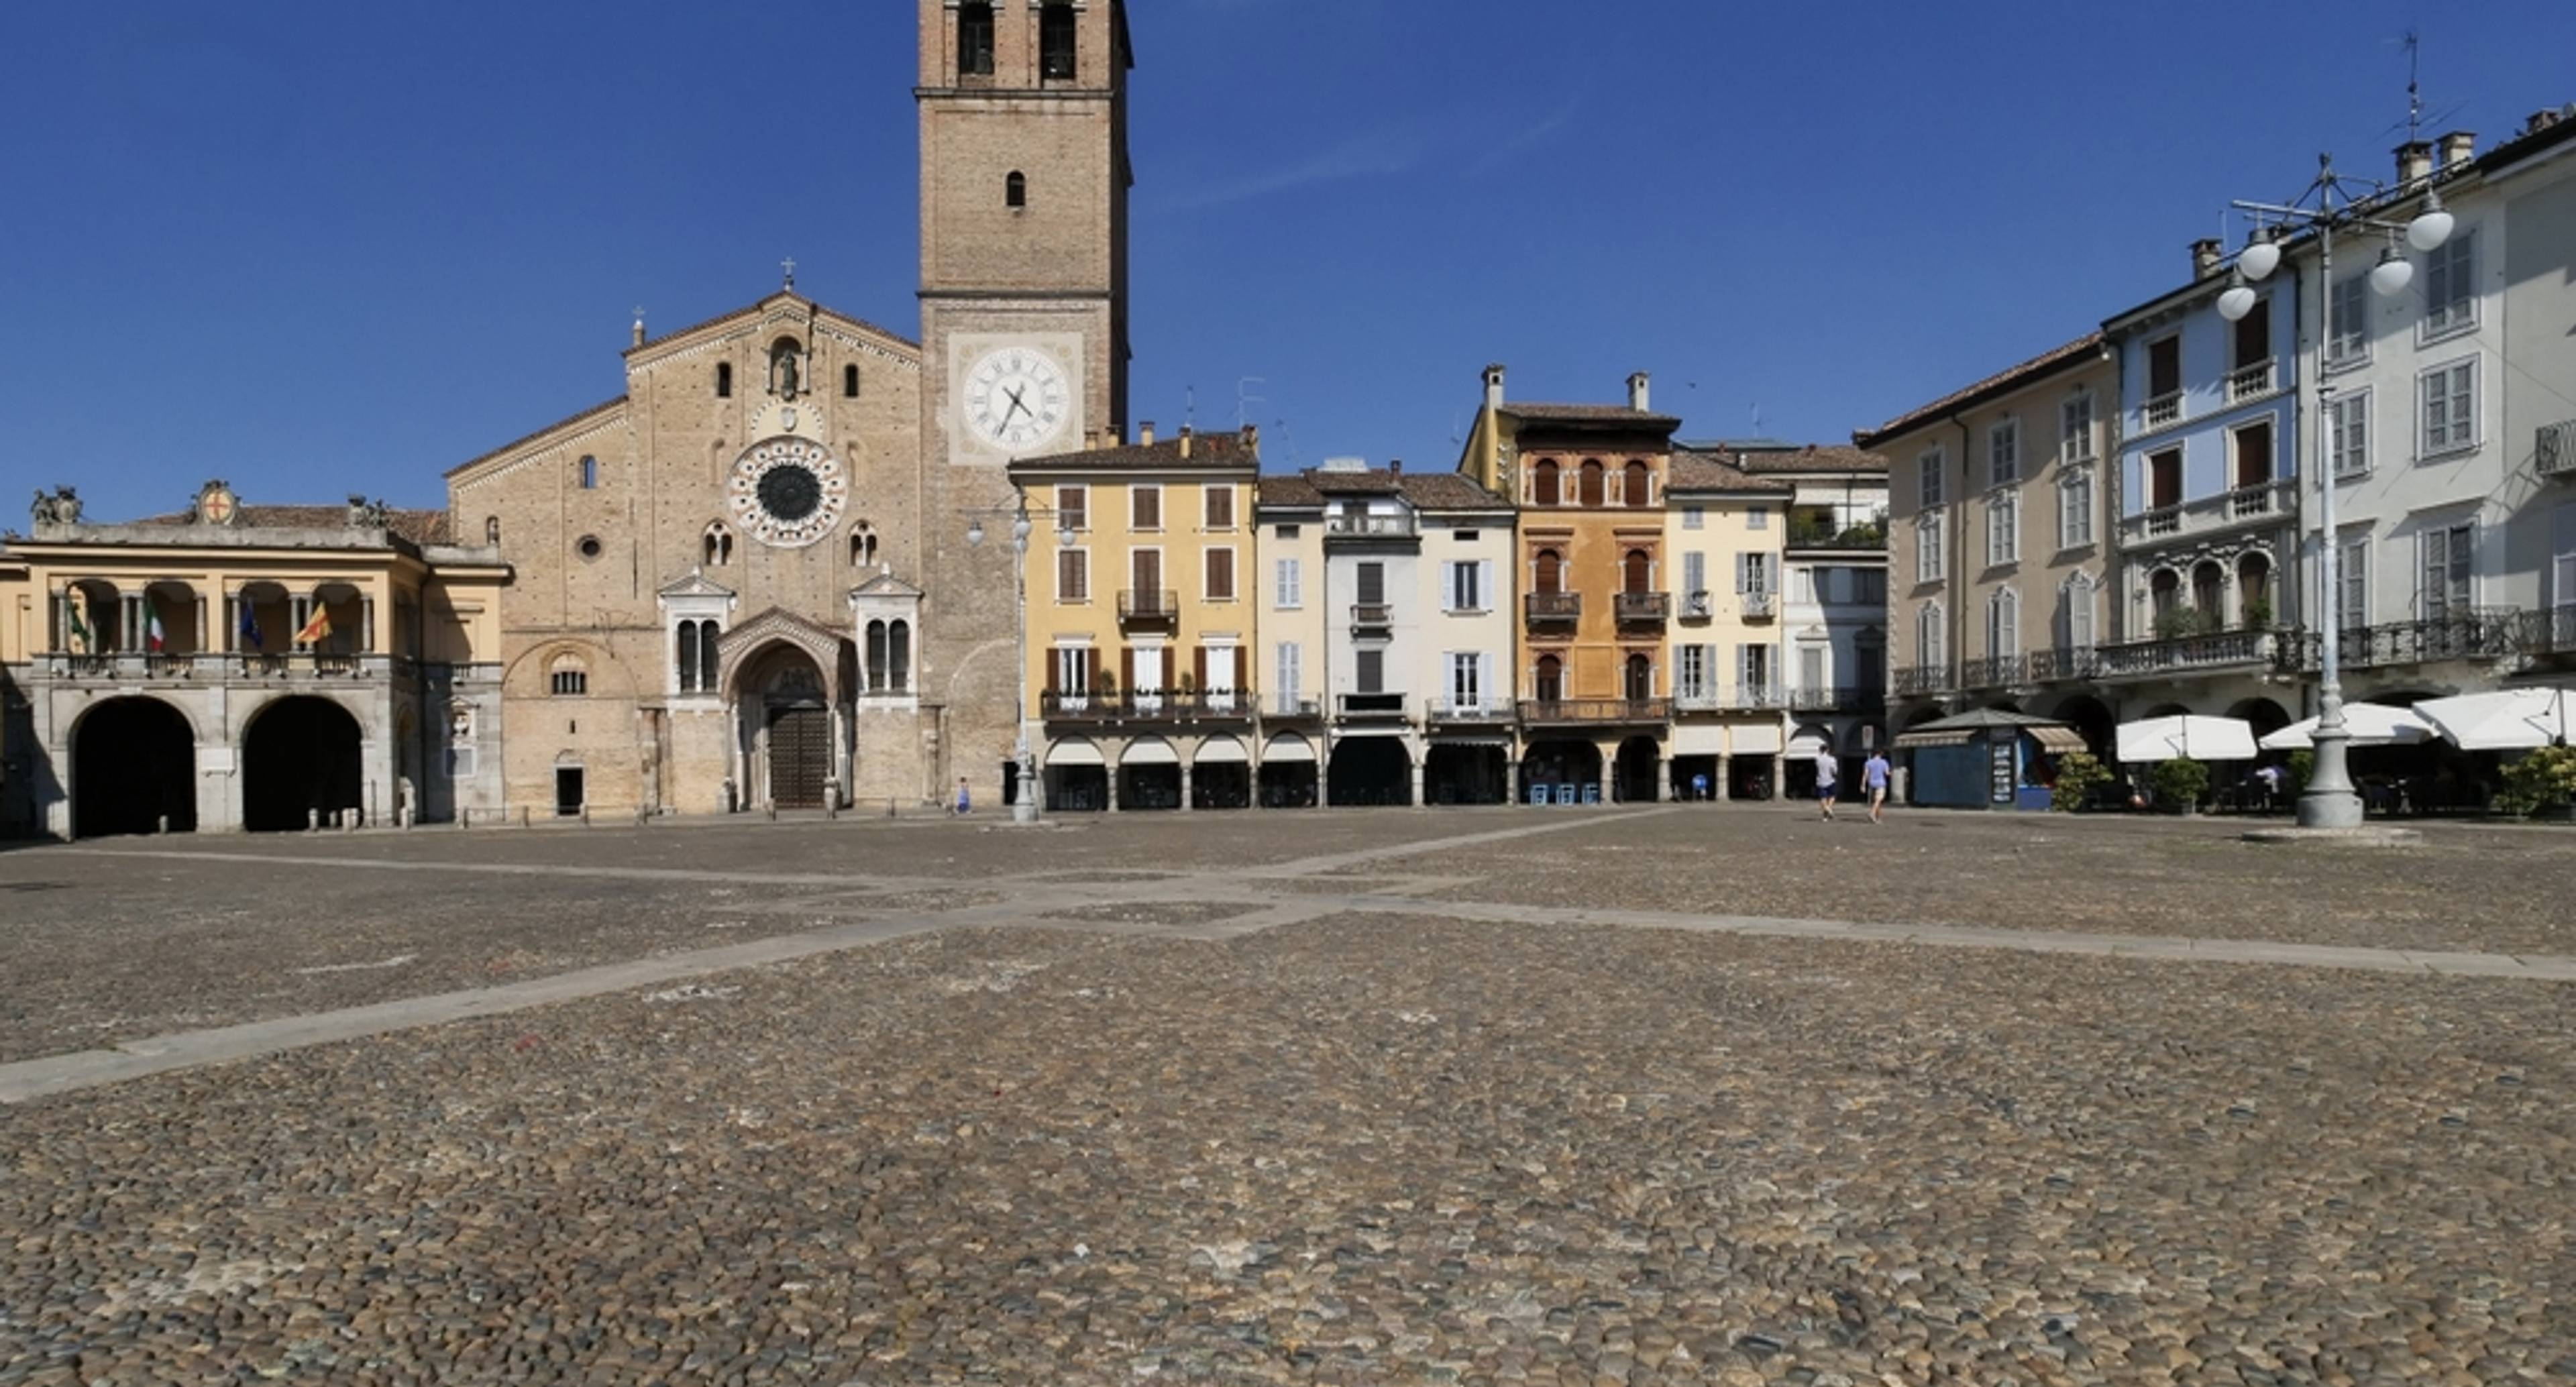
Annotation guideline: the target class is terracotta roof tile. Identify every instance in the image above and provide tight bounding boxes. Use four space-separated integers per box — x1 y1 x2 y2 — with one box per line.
1503 402 1683 429
1256 474 1324 508
128 506 453 546
1009 430 1259 472
1665 449 1790 494
1730 443 1890 475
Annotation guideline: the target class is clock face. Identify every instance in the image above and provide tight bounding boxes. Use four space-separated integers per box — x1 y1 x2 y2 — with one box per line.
727 438 847 548
963 345 1071 453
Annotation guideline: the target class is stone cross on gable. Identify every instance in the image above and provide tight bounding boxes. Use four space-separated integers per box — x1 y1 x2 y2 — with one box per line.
781 257 796 292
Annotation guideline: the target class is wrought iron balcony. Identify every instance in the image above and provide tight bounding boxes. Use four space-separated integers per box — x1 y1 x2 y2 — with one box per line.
2280 612 2524 671
1613 591 1670 624
1960 655 2028 689
2225 360 2277 403
1336 691 1409 720
1518 698 1670 725
1725 684 1788 711
1265 696 1326 723
1789 686 1886 714
1118 589 1180 625
1892 665 1953 697
1425 698 1513 724
1042 690 1254 722
1524 592 1581 624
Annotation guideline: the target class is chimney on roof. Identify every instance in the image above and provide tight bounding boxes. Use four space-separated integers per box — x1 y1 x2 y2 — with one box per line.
1627 371 1651 413
1139 420 1155 446
2528 107 2566 136
1389 459 1403 476
2397 140 2434 183
631 309 646 349
2438 129 2477 169
2190 237 2223 279
1179 424 1193 459
1483 363 1505 411
1240 423 1260 455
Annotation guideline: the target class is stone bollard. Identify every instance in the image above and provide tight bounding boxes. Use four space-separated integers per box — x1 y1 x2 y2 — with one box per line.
398 806 413 830
765 800 778 822
344 810 358 832
888 797 898 819
156 815 168 835
826 798 839 821
309 808 322 832
520 806 531 828
458 808 470 830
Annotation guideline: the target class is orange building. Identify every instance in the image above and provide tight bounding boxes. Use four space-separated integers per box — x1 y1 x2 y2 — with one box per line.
1458 366 1680 801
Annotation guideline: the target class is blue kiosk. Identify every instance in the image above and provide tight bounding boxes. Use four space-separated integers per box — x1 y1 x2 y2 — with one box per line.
1892 709 2088 812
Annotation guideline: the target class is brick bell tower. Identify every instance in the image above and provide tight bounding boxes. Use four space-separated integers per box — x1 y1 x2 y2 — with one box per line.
915 0 1133 797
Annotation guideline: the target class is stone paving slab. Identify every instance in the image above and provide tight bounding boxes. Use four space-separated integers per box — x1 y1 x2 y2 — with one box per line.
3 918 2569 1384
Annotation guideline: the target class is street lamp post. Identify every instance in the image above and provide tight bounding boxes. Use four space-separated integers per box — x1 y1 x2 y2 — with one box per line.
966 502 1074 824
2216 154 2452 829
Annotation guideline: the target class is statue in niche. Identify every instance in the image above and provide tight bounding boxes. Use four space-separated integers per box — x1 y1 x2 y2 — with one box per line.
770 339 802 399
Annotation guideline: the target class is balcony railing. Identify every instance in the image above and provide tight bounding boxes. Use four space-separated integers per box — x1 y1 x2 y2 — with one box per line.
1519 698 1670 725
1118 590 1179 624
2226 360 2277 403
2094 630 2276 679
1613 591 1670 623
1892 665 1953 696
2025 647 2102 682
1337 691 1408 719
2282 613 2523 671
38 651 398 681
1267 696 1326 722
2122 480 2295 547
1425 698 1513 723
1678 591 1713 620
1524 592 1581 623
2142 392 2183 429
1324 512 1417 539
2536 421 2575 478
1786 518 1890 551
1960 655 2028 689
1741 592 1777 620
1350 602 1394 629
2520 606 2576 656
1041 691 1254 721
1788 686 1886 714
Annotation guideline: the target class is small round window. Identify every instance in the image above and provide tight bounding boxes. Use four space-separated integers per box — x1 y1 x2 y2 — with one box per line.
578 535 604 561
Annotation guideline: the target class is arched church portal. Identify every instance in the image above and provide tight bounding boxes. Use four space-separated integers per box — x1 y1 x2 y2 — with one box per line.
739 645 835 810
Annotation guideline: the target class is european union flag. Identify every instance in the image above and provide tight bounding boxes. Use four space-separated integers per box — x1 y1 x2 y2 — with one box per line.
237 601 262 651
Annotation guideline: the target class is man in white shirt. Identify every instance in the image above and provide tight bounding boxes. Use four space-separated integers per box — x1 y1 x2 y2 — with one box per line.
1815 748 1839 821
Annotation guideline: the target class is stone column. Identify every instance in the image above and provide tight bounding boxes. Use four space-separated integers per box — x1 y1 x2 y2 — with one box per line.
195 594 209 654
1716 753 1733 801
1105 764 1121 813
290 596 310 651
361 597 377 653
1178 761 1193 813
1599 742 1617 806
1652 758 1669 804
1408 755 1426 808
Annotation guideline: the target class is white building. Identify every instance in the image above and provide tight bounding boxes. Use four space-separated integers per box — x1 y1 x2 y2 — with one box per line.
1253 461 1514 806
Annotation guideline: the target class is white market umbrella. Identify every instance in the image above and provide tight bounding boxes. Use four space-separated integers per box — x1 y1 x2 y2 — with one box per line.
2116 714 2259 764
2257 702 2436 751
2414 687 2572 751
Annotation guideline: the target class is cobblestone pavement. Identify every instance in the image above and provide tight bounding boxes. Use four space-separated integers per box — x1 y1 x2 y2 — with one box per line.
2 807 2573 1384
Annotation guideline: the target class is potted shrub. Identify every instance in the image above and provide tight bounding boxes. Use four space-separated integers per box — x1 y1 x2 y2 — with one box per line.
2147 757 2210 814
2496 745 2576 820
2051 750 2111 812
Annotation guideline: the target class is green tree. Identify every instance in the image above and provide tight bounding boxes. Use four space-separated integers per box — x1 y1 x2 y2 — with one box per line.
2147 757 2210 812
2051 750 2111 812
2496 746 2576 817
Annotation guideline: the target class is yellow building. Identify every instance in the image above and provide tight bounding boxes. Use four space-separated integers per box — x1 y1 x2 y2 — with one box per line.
1458 366 1679 801
1664 449 1796 799
1010 425 1261 810
0 484 508 837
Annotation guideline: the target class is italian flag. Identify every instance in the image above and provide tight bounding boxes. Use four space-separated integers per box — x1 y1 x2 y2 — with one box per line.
146 608 166 653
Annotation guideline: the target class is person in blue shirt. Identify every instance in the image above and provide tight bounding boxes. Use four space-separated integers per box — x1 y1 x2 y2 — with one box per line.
1864 751 1892 824
952 777 971 816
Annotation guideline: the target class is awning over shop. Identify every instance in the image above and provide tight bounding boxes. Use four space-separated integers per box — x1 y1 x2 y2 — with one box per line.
1261 732 1317 763
1123 736 1179 766
1194 735 1248 765
1895 707 2082 753
2028 725 2089 755
1044 738 1104 767
1893 728 1974 749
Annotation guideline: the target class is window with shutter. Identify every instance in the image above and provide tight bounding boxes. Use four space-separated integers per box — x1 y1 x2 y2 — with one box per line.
2422 229 2476 335
2337 535 2369 630
1057 548 1089 602
1276 643 1301 711
1355 649 1384 694
1131 549 1161 598
1683 551 1706 599
1204 485 1234 531
2420 524 2473 621
1206 547 1236 601
1356 561 1385 606
1057 486 1087 531
1132 486 1162 531
1275 557 1301 608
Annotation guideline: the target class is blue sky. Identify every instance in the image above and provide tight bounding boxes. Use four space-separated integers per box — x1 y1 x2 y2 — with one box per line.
5 1 2572 522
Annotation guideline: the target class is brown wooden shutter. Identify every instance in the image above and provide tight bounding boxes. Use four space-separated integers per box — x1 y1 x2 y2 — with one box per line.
1120 647 1134 695
1232 645 1246 693
1087 647 1102 691
1193 646 1208 691
1044 646 1059 694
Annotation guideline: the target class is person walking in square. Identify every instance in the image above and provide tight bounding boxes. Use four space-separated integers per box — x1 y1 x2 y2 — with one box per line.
1864 749 1892 824
952 777 971 816
1814 747 1839 820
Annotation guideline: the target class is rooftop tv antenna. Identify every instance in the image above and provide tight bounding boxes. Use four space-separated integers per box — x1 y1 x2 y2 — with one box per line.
1236 377 1267 430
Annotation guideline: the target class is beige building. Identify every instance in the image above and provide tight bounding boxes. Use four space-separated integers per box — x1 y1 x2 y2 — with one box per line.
442 0 1135 820
1662 449 1796 799
0 486 506 837
1868 333 2120 753
1010 426 1261 811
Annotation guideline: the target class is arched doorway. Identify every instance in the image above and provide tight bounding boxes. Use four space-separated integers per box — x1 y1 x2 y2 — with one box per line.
740 646 833 810
2227 697 2292 745
1328 736 1411 806
1192 737 1251 810
1426 743 1508 805
1120 737 1182 810
2052 694 2116 761
1533 549 1564 594
1613 735 1660 802
72 698 196 837
1519 738 1602 804
1623 653 1654 701
1258 733 1319 808
244 696 363 831
1534 653 1565 702
1623 548 1652 594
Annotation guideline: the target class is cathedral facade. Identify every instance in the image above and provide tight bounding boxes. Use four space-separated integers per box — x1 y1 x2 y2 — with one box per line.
447 0 1133 817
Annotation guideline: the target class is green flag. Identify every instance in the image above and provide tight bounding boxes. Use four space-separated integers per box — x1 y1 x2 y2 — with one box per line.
67 599 92 655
